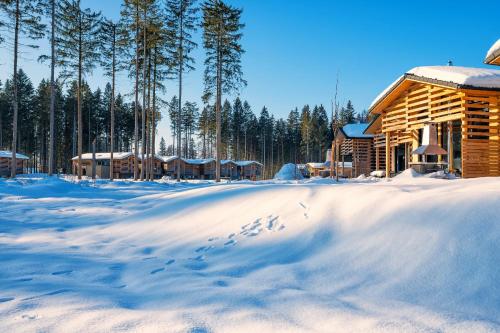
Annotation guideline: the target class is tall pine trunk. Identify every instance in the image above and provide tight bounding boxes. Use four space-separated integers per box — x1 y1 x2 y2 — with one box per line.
11 0 20 178
215 21 222 182
48 0 56 176
140 5 147 181
151 47 157 181
176 9 183 182
77 12 83 179
133 2 139 180
110 24 116 181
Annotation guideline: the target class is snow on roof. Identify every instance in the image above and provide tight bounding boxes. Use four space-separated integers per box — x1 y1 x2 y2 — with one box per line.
234 160 263 167
370 66 500 110
71 152 133 161
0 150 29 160
341 123 373 139
306 162 325 169
182 158 215 165
485 39 500 64
137 154 163 161
160 155 178 163
221 160 236 165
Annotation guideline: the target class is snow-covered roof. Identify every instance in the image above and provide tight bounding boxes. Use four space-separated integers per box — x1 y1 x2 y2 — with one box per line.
71 152 133 161
0 150 29 160
234 160 263 167
370 66 500 110
307 162 325 169
160 155 178 163
340 123 373 139
221 159 236 165
182 158 215 165
485 39 500 64
137 154 163 161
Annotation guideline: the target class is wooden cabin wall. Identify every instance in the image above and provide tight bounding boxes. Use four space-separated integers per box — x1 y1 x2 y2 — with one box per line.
0 157 25 176
461 90 500 178
352 138 373 177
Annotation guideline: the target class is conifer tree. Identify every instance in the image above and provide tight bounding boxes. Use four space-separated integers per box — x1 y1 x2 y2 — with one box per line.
165 0 198 181
56 0 101 179
159 136 167 155
202 0 246 182
0 0 45 177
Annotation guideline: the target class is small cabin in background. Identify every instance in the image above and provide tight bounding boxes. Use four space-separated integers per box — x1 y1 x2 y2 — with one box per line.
485 39 500 66
161 156 180 178
306 162 325 177
183 158 216 179
365 66 500 178
221 160 238 179
0 150 29 177
138 154 163 179
333 123 374 178
235 161 263 180
71 152 134 179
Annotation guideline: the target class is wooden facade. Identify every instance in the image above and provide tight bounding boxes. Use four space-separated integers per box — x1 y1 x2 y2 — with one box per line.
235 161 263 180
138 155 163 179
333 124 374 178
71 153 135 179
221 160 238 179
366 69 500 178
0 151 29 177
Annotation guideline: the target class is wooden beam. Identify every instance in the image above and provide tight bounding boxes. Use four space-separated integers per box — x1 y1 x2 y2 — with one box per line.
385 132 390 178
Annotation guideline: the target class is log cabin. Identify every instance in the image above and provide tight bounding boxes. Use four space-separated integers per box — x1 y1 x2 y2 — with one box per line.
161 156 181 178
332 123 375 178
234 161 263 180
0 150 29 177
365 66 500 178
306 162 325 177
71 152 135 179
138 154 163 179
221 160 238 179
485 39 500 66
182 158 216 179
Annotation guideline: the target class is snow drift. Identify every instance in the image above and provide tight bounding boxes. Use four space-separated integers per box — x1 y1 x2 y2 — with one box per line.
274 163 303 180
0 175 499 332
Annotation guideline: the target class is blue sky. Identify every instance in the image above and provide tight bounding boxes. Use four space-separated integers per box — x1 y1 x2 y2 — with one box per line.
0 0 499 145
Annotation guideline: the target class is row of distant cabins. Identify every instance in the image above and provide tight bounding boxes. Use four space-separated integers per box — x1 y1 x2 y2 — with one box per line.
2 40 500 180
69 154 263 180
310 39 500 179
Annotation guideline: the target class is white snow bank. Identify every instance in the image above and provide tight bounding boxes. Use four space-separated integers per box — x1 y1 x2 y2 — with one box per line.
0 150 29 159
0 176 499 332
486 39 500 62
274 163 303 180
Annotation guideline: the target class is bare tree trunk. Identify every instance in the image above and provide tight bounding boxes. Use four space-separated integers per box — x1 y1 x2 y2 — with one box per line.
11 0 20 178
133 2 139 180
91 138 96 180
110 24 116 181
215 21 222 182
77 12 83 180
176 8 183 182
48 0 56 176
151 47 157 180
140 5 147 181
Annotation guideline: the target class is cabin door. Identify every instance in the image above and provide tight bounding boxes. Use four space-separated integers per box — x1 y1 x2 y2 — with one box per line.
396 144 406 173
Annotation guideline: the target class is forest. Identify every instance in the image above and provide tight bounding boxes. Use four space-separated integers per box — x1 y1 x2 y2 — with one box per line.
0 0 368 180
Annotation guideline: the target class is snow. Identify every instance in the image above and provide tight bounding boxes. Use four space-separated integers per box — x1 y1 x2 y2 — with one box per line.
485 39 500 62
182 158 215 165
234 160 263 167
160 155 178 163
370 66 500 109
71 152 133 161
306 162 325 169
1 175 500 332
341 123 373 138
274 163 304 180
0 150 29 160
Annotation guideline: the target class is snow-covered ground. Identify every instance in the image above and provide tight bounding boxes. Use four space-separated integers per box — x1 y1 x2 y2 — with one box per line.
0 173 499 332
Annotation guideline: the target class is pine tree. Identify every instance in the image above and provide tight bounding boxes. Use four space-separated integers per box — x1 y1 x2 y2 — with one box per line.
340 100 356 125
0 0 46 177
56 0 101 179
300 105 312 162
165 0 198 181
159 136 167 155
202 0 246 182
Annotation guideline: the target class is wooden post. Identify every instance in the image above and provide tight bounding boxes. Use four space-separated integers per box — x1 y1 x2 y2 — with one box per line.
385 132 390 178
375 146 380 170
341 154 345 177
447 121 454 172
437 123 443 163
91 139 96 180
335 141 340 181
330 141 334 178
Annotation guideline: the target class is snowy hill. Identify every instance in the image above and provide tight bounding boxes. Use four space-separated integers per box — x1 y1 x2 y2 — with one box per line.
0 175 499 332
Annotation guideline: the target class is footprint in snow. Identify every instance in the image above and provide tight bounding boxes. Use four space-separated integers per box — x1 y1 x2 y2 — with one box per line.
196 246 214 253
224 239 237 246
142 256 157 261
51 270 73 276
165 259 175 265
150 268 164 275
22 314 38 320
0 297 14 303
228 233 236 239
214 280 228 287
207 237 218 242
14 278 33 282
